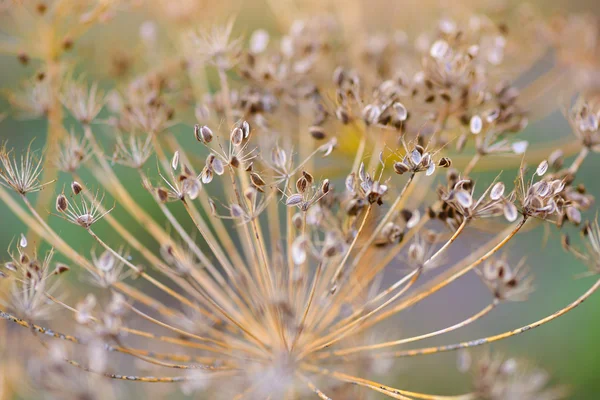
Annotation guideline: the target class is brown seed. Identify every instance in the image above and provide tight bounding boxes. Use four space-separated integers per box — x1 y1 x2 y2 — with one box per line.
54 264 70 275
393 161 410 175
156 188 169 203
321 179 330 194
296 177 308 193
250 172 266 186
309 125 326 140
335 107 350 124
56 194 68 212
302 170 314 184
199 126 213 143
71 181 83 195
400 209 413 223
230 127 243 146
438 157 452 168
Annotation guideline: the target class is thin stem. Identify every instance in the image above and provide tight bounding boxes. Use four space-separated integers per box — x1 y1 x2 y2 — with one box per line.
569 146 589 174
377 277 600 358
317 301 497 359
296 372 333 400
302 364 475 400
463 153 480 177
341 218 468 327
331 205 373 285
348 173 417 274
300 269 421 357
347 216 528 336
291 261 323 351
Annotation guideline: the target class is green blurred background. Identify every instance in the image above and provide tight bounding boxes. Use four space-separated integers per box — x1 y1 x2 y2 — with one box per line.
1 0 599 399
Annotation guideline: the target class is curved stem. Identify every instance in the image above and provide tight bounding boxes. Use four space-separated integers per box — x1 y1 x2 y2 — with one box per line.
316 301 497 359
376 277 600 359
302 364 476 400
357 217 528 333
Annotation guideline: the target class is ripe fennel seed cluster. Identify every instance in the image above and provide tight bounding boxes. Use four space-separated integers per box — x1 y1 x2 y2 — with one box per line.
1 3 600 400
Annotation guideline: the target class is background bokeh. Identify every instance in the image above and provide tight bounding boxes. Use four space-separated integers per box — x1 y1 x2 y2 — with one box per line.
1 0 599 399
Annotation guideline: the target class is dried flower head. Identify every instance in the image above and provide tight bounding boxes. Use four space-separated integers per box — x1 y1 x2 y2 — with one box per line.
0 143 53 195
467 352 568 400
1 3 599 399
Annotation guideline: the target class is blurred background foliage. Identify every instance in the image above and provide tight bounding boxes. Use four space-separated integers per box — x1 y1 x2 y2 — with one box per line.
1 0 600 399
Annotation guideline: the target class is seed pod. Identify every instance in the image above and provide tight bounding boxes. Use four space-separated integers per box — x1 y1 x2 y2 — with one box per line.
230 204 245 219
345 173 356 192
296 176 308 193
393 102 408 121
362 104 381 125
54 263 70 275
230 156 240 168
211 157 224 175
438 157 452 168
271 146 287 168
321 179 330 194
201 166 214 184
309 125 326 140
71 181 83 195
455 190 473 208
490 182 505 200
208 199 217 216
503 202 518 222
199 125 213 143
394 161 410 175
231 127 243 146
241 121 251 138
511 141 528 155
250 172 266 186
286 194 303 207
566 206 581 225
5 262 17 272
536 160 549 176
430 39 449 59
470 115 483 134
172 151 179 170
156 188 169 203
56 194 68 212
19 233 27 248
302 170 314 184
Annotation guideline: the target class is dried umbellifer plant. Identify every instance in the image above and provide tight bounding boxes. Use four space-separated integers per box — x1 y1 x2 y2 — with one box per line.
1 1 600 399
